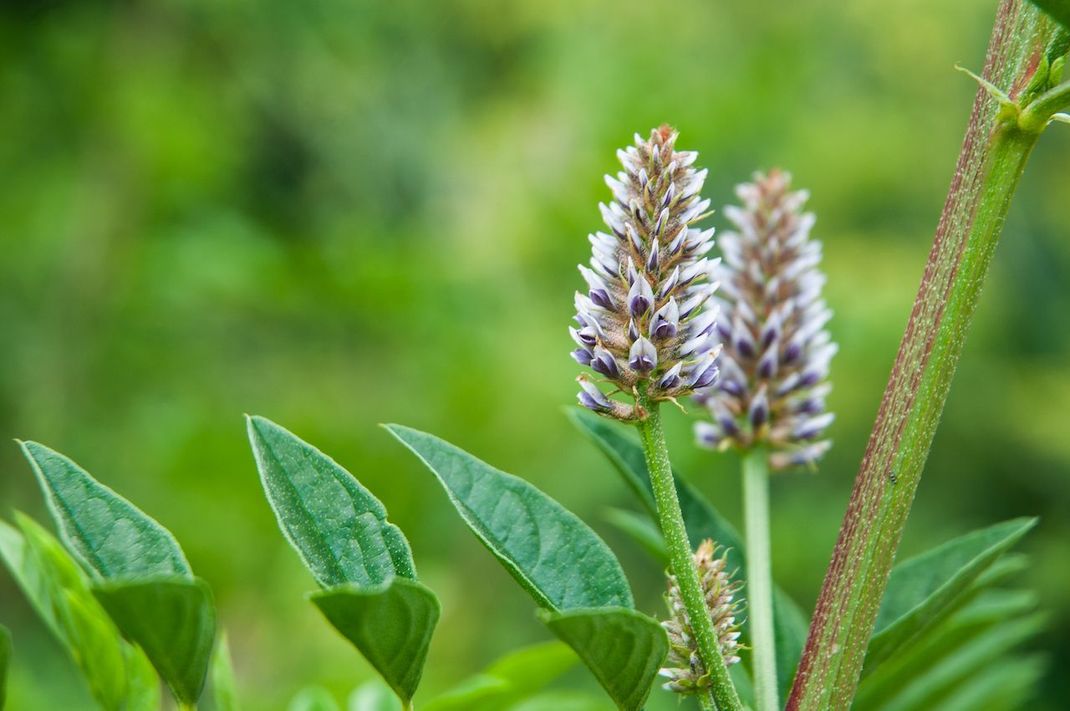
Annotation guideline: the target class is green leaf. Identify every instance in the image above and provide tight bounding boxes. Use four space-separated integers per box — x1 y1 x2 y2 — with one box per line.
247 416 416 587
937 657 1046 711
93 576 216 704
310 577 439 704
567 408 807 696
289 686 341 711
19 441 191 579
1030 0 1070 31
869 613 1045 711
0 625 10 710
867 518 1036 666
423 641 577 711
213 632 242 711
0 515 160 711
348 680 403 711
855 588 1040 710
385 424 633 610
539 607 667 711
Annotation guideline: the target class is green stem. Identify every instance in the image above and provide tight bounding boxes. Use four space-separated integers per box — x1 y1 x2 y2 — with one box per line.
786 2 1059 709
635 396 743 711
178 703 197 711
699 693 717 711
742 448 777 711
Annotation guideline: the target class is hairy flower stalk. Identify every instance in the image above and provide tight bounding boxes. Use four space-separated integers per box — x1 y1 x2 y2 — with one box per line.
661 539 744 696
572 126 721 420
694 170 836 470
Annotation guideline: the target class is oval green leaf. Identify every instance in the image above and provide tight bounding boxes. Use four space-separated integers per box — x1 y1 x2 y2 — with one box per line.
867 517 1036 666
19 441 191 580
93 576 216 704
539 607 667 711
310 577 439 704
568 408 807 696
247 416 416 588
384 424 633 610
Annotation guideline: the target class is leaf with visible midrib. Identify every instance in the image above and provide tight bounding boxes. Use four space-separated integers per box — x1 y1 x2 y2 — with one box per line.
866 517 1036 666
539 607 667 711
247 416 415 588
384 424 633 610
19 441 190 580
94 576 216 704
310 578 439 704
567 408 807 696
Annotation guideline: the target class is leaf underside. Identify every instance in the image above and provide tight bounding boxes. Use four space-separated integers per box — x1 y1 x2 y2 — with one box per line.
539 607 668 711
385 424 633 610
310 578 439 704
94 576 217 704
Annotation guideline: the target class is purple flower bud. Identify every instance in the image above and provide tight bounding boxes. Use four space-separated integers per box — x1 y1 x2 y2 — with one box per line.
590 288 614 310
629 337 658 373
695 422 722 449
628 277 655 317
647 240 660 272
572 348 594 366
749 388 769 428
794 413 835 440
577 377 613 411
691 362 719 389
659 363 683 390
591 347 621 379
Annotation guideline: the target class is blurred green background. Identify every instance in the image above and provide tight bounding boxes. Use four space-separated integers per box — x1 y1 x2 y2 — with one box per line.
2 0 1068 707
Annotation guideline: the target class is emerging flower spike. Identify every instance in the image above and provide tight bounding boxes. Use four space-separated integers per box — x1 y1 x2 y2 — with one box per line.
572 126 721 421
694 170 836 470
660 539 744 696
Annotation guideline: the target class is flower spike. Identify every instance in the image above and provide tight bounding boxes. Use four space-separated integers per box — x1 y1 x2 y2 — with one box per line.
572 126 721 421
694 170 836 470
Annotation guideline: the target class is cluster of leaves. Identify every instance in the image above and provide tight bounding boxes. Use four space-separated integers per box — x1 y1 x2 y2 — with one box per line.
0 411 1046 710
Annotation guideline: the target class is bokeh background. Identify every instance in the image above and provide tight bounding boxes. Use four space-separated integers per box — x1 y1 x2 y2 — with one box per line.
2 0 1069 708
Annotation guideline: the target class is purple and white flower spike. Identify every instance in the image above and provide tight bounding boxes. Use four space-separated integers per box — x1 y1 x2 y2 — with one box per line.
572 126 721 421
694 170 836 470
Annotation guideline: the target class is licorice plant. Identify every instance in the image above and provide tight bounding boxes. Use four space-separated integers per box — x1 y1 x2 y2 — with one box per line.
1 1 1069 709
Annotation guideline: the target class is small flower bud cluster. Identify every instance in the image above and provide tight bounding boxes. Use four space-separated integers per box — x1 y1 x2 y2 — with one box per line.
572 126 721 421
694 170 836 470
660 539 743 695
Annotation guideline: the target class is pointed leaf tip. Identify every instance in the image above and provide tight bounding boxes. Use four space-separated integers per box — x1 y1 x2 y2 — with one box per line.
18 440 191 581
247 416 416 588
